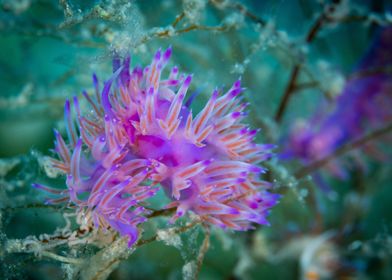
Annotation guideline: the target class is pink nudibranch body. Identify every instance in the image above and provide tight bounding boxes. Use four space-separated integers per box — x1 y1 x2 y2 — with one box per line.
34 47 279 247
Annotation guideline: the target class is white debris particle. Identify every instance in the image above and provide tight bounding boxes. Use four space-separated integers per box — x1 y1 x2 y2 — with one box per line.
61 263 76 280
231 58 250 75
316 60 345 98
223 12 245 29
234 246 254 278
183 0 206 24
0 83 33 109
348 240 362 251
182 261 196 280
107 1 145 55
39 156 62 178
1 0 31 15
157 229 183 248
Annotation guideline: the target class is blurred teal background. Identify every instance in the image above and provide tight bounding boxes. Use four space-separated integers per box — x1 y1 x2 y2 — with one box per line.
1 0 392 279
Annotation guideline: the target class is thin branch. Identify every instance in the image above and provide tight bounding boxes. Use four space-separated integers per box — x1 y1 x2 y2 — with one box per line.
194 225 211 280
295 122 392 178
151 23 232 41
222 1 266 26
274 65 301 122
176 24 230 34
172 12 185 28
274 0 342 123
146 207 175 218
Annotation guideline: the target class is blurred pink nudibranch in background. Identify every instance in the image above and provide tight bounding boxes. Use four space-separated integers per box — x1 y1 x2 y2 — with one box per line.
283 27 392 187
33 46 279 247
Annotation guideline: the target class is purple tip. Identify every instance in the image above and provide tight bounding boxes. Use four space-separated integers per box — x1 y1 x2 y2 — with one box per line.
73 96 80 114
133 66 143 79
154 48 161 61
64 99 71 114
237 177 247 183
230 88 242 98
184 75 192 87
177 210 184 217
211 88 219 99
169 79 179 86
249 165 263 173
232 112 242 119
112 55 121 73
75 138 83 148
249 201 259 209
240 128 249 135
234 78 241 88
92 73 98 84
163 46 172 61
229 208 240 215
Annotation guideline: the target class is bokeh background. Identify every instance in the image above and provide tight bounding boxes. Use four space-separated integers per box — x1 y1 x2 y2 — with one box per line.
1 0 392 279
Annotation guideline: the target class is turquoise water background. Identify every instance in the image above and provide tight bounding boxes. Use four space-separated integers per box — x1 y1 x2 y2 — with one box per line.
1 0 392 279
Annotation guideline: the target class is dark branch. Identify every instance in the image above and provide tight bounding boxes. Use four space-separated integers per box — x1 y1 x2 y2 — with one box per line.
274 0 342 123
274 65 301 122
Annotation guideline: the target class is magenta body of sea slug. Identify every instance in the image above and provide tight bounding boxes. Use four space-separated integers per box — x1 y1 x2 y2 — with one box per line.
34 47 279 247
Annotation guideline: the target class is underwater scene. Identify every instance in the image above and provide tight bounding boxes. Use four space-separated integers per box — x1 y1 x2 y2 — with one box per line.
1 0 392 279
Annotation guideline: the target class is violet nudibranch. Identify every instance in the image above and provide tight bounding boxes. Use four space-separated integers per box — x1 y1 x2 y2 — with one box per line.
33 46 280 247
